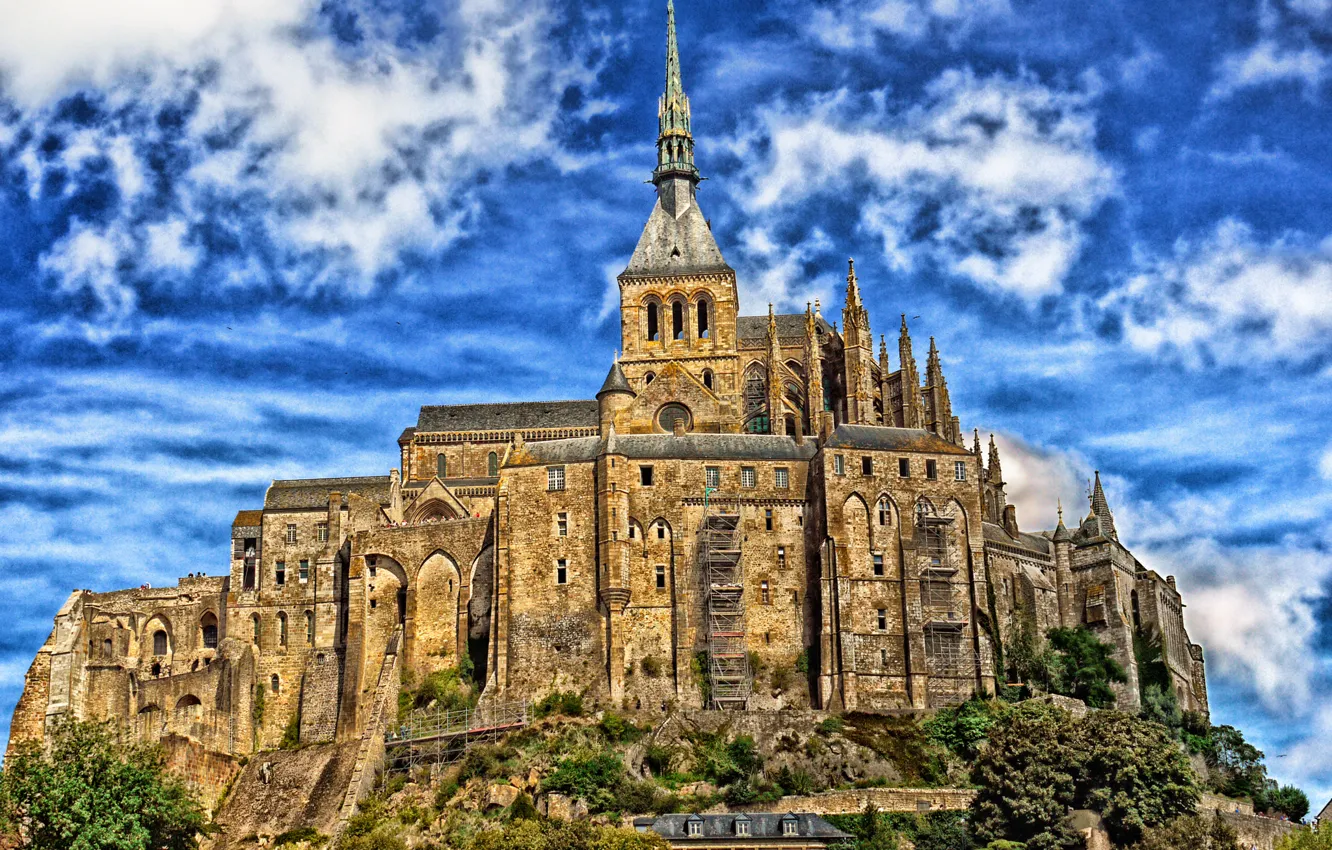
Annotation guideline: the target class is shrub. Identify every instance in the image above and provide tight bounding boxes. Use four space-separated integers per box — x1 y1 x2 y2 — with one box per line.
1277 826 1332 849
644 743 674 776
342 830 406 850
641 655 663 678
274 826 326 847
816 716 844 736
924 698 997 761
542 751 625 802
795 649 810 674
458 743 514 783
1045 627 1127 709
508 791 540 821
776 765 817 796
724 779 758 806
770 666 793 692
434 781 460 810
280 710 302 750
600 711 645 745
534 690 584 719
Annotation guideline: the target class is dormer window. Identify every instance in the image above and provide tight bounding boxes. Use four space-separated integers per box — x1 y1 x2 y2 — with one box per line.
687 815 703 837
781 815 799 836
735 815 751 837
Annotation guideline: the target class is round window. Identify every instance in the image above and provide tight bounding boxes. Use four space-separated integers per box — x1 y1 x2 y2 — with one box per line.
657 403 693 433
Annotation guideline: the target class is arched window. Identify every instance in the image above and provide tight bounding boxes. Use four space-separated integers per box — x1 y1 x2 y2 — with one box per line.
672 300 685 340
697 299 710 339
305 610 314 644
103 638 113 658
436 453 447 479
200 612 218 649
785 415 797 435
743 366 769 434
647 302 660 341
878 498 892 526
278 612 288 647
644 372 655 385
270 674 280 694
702 369 714 390
487 451 498 477
251 614 261 645
153 630 168 656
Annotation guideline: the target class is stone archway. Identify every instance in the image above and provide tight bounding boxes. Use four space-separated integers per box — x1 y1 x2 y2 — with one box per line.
413 551 461 677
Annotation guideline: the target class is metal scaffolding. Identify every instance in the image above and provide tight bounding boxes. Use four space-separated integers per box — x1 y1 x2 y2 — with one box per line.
383 700 529 774
915 510 974 706
699 495 750 708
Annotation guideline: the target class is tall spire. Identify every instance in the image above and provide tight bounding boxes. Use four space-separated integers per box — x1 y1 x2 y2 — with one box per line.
654 0 699 187
845 258 862 306
988 434 1003 484
1089 471 1118 540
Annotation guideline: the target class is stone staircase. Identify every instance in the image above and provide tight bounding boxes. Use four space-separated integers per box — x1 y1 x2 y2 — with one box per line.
330 628 402 846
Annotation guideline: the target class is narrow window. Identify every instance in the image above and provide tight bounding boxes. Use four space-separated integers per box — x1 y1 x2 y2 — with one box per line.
926 460 938 480
275 561 286 586
862 456 873 475
437 453 447 478
898 458 910 478
672 300 684 340
252 615 261 644
153 630 168 655
702 369 714 390
305 611 314 644
103 638 114 657
317 522 329 543
954 461 967 481
489 452 499 477
741 467 756 488
647 302 659 341
656 565 666 589
797 509 804 527
640 465 654 486
645 372 656 385
765 509 773 531
271 674 280 694
547 466 566 491
557 512 568 537
777 547 786 569
876 609 887 630
873 554 884 576
657 523 666 540
880 648 888 667
834 455 845 476
706 466 720 489
697 300 710 339
775 468 789 489
285 523 297 544
629 523 637 540
761 580 771 604
556 560 568 585
278 613 288 647
878 499 890 525
299 560 309 583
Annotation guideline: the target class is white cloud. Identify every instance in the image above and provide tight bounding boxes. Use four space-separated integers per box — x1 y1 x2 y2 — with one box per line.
1105 218 1332 366
728 68 1115 303
986 432 1091 531
1211 39 1328 100
1320 443 1332 480
3 0 608 326
807 0 1011 49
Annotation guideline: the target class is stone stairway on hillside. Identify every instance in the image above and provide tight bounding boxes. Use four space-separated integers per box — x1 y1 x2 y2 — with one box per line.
330 628 402 847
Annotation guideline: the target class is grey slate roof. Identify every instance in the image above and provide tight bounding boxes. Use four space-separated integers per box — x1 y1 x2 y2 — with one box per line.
597 361 633 397
398 427 416 444
633 813 851 841
826 424 973 456
983 521 1054 556
622 190 731 277
513 433 819 466
416 401 598 433
737 313 834 341
264 476 392 510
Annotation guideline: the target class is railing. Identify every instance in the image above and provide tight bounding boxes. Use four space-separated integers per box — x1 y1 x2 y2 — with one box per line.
383 700 529 774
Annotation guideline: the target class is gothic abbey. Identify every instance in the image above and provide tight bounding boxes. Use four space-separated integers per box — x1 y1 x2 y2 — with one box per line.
9 3 1208 770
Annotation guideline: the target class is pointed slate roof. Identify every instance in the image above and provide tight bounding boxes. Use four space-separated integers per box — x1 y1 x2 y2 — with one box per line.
1089 471 1118 540
597 360 634 397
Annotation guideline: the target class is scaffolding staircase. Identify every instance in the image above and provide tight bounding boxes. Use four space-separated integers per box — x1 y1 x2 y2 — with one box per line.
699 496 750 709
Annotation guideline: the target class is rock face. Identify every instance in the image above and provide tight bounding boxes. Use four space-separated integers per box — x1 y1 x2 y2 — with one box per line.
485 784 519 810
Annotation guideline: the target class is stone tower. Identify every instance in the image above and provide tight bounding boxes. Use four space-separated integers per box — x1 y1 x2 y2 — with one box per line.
615 0 741 432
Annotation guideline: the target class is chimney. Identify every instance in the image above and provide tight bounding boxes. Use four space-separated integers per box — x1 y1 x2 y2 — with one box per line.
1003 504 1019 538
1166 575 1176 589
672 418 686 437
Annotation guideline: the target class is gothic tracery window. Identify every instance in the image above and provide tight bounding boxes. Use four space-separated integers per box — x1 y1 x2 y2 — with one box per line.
743 366 769 433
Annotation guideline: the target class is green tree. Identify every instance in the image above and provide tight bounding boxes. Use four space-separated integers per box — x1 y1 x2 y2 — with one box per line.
1045 627 1127 708
1127 814 1240 850
0 719 207 850
1204 725 1267 799
1007 614 1056 694
968 703 1082 850
1255 784 1310 822
1276 826 1332 850
924 698 999 761
1067 711 1200 845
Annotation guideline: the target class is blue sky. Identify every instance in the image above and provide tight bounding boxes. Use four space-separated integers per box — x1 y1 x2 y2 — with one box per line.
1 0 1330 806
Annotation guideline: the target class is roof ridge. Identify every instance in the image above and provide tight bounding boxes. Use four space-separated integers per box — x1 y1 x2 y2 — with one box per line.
419 399 595 409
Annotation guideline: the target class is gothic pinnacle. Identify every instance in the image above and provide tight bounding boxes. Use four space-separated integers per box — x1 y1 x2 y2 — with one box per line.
654 0 698 186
